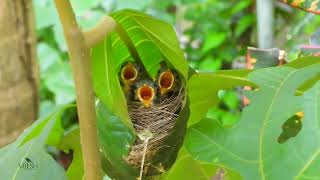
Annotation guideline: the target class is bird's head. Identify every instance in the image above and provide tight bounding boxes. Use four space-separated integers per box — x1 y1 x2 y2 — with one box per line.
121 62 138 85
134 81 157 108
158 70 175 95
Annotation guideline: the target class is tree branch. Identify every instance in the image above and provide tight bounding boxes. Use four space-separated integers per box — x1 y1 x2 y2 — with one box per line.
84 16 116 48
53 0 113 179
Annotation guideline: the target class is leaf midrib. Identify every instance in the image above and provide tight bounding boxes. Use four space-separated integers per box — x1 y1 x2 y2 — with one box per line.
257 70 295 180
103 39 113 107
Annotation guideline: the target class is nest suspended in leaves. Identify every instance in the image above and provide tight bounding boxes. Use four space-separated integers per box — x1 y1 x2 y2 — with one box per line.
125 86 185 172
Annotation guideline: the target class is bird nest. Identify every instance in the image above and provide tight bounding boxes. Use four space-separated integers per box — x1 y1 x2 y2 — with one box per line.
125 87 185 172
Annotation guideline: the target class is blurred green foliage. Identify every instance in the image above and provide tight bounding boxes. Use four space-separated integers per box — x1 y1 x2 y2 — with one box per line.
33 0 320 126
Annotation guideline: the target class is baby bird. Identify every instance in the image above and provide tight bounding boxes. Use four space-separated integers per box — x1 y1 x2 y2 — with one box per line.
156 66 181 99
132 80 159 108
120 62 144 93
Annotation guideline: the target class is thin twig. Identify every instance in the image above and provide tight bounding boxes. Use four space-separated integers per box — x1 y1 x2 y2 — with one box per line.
139 136 152 180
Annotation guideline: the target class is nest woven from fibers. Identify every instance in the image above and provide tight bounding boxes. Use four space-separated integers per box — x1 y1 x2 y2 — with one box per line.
125 87 185 172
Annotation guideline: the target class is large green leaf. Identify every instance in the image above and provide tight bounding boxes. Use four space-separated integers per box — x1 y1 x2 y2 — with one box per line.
187 69 256 127
111 9 189 79
187 56 320 127
96 100 138 179
0 108 67 180
185 63 320 179
298 81 320 178
91 36 133 130
161 147 242 180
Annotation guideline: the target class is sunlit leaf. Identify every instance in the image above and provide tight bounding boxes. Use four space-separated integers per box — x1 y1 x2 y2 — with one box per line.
91 37 133 130
96 100 137 179
161 147 242 180
0 108 68 179
187 69 256 127
201 32 227 54
111 9 189 79
185 63 320 179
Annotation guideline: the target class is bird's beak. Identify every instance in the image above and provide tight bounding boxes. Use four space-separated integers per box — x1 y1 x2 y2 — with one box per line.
158 71 174 94
137 84 155 107
121 63 137 84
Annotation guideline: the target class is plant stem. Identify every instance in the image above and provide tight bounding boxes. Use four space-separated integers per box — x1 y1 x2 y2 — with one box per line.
84 16 116 48
53 0 103 179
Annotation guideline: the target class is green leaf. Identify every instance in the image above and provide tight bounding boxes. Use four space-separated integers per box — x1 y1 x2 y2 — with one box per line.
44 61 75 105
298 82 320 178
111 9 189 79
39 100 58 117
185 64 320 179
37 43 60 76
33 0 59 30
96 100 138 179
58 126 84 180
91 36 133 130
231 0 252 14
285 56 320 69
286 56 320 94
235 14 254 38
162 147 242 180
198 58 222 72
19 107 66 147
0 108 68 180
296 74 320 95
201 32 227 54
187 69 256 127
187 56 320 127
0 139 66 180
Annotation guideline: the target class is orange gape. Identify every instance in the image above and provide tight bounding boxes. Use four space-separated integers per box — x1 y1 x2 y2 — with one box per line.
137 84 155 107
121 63 138 83
158 70 174 94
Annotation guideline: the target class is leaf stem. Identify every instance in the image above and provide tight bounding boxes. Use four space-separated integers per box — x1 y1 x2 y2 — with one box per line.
53 0 115 179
